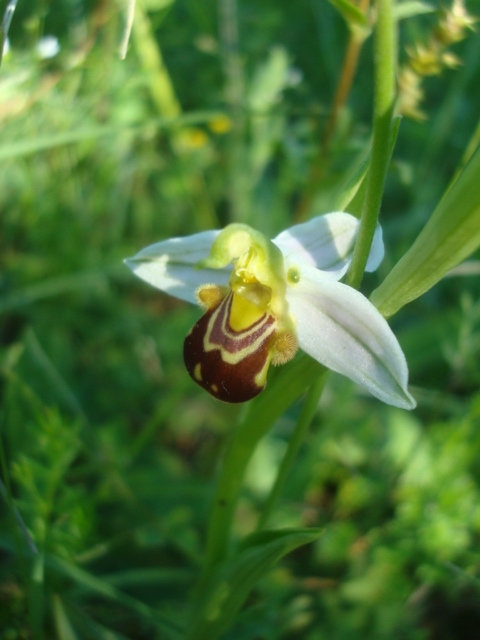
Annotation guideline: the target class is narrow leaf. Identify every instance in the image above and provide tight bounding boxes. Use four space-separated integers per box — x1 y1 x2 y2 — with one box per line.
189 528 323 640
371 145 480 317
52 595 79 640
48 555 184 640
204 353 324 571
0 112 220 160
328 0 369 29
393 1 435 20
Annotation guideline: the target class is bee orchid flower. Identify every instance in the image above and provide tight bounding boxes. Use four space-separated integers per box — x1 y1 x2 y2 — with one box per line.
125 212 416 409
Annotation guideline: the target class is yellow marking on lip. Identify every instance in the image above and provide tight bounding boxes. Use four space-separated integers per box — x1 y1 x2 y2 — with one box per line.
193 363 202 381
202 295 277 365
229 292 265 332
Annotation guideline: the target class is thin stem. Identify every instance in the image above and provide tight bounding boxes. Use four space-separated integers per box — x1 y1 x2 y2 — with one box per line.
204 414 263 569
132 2 181 118
219 0 244 111
323 35 363 148
218 0 249 223
323 0 371 150
256 373 328 531
296 0 370 219
346 0 397 289
201 355 324 580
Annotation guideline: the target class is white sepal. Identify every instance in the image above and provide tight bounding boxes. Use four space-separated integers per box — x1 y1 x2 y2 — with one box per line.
124 230 230 304
366 224 384 273
273 212 384 277
285 259 416 409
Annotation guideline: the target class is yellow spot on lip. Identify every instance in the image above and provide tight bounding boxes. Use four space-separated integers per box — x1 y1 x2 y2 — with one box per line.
211 383 219 393
229 291 266 332
194 363 202 381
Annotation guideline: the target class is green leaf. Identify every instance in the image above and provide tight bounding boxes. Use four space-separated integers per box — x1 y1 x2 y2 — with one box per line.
52 595 79 640
339 115 401 216
143 0 175 11
335 147 370 216
0 112 220 160
189 528 323 640
247 47 291 181
329 0 369 28
48 555 184 640
248 46 290 113
371 145 480 317
328 0 371 39
204 353 324 571
393 1 435 21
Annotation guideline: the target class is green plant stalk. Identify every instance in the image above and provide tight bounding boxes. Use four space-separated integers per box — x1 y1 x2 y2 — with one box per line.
255 372 328 531
323 0 371 151
132 2 219 230
52 595 77 640
202 355 324 578
132 0 181 118
200 0 396 588
219 0 249 223
197 0 398 621
346 0 397 289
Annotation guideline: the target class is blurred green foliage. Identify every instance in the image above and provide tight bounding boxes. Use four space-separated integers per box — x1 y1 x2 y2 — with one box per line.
1 0 480 638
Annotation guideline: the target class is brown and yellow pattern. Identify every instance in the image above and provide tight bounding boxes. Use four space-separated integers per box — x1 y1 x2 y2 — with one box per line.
183 291 277 402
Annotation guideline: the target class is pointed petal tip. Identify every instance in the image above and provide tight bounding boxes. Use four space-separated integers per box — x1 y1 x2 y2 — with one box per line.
381 387 417 410
286 264 415 411
399 390 417 411
124 255 143 272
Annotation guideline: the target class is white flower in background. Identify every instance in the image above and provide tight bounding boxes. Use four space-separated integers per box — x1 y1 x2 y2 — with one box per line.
36 35 60 60
125 213 416 409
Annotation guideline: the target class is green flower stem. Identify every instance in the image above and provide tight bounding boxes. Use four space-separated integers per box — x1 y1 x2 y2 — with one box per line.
202 355 324 579
198 0 398 613
133 1 219 231
132 1 181 119
219 0 250 223
322 0 371 151
204 414 267 570
346 0 397 289
255 372 328 532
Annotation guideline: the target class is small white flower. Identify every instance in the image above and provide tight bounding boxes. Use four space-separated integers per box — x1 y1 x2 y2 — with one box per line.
36 35 60 60
125 213 415 409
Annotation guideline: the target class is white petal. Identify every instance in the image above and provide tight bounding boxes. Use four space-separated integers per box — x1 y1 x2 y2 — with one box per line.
367 224 384 272
273 212 384 278
125 230 231 304
285 260 415 409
